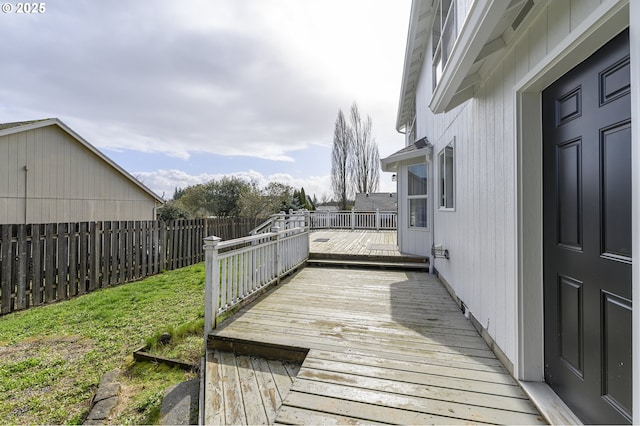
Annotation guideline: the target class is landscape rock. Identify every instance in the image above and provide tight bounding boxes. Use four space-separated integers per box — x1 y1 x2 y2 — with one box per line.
83 369 121 425
159 378 200 425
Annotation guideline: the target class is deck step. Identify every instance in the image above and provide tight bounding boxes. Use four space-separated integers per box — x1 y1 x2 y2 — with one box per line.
306 258 430 271
208 334 309 363
309 252 427 263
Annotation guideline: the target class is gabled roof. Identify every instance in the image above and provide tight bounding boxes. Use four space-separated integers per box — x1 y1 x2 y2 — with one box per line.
354 192 397 212
0 118 164 204
380 137 432 172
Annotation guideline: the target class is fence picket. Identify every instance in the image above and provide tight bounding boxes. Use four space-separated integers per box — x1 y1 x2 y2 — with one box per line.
15 225 27 310
31 224 43 307
1 225 13 314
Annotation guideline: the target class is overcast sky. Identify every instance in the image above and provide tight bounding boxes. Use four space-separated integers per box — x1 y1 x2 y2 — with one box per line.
0 0 411 200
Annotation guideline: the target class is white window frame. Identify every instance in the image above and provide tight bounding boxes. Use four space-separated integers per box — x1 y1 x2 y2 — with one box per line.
432 0 457 90
438 139 455 210
407 162 428 229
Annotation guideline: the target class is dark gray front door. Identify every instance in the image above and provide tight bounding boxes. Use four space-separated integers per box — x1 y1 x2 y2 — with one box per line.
543 29 632 425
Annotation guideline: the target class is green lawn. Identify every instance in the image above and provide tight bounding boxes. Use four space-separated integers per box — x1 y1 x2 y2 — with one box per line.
0 263 206 425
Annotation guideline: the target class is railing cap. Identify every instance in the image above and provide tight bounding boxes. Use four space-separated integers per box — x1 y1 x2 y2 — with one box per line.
204 236 222 247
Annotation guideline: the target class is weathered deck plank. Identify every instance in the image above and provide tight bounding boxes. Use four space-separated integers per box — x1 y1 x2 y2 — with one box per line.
208 267 545 425
204 350 300 425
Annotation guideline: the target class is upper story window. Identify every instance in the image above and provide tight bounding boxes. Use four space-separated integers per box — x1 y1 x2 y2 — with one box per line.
432 0 457 89
438 140 455 210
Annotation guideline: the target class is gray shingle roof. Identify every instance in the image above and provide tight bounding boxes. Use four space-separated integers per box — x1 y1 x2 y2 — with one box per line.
0 119 51 131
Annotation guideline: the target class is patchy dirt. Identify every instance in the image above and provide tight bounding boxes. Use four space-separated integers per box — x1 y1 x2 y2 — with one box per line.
0 335 94 363
0 335 97 424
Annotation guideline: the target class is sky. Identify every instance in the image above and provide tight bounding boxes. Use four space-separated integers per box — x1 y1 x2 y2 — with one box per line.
0 0 411 201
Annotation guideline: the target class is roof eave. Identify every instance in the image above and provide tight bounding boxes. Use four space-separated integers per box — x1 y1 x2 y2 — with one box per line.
396 0 433 132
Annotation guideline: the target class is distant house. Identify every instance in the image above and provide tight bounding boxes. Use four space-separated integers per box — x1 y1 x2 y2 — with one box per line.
382 1 636 424
0 118 163 224
353 192 397 211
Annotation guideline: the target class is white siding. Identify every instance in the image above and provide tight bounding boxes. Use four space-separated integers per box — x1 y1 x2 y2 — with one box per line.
409 0 612 364
0 125 158 224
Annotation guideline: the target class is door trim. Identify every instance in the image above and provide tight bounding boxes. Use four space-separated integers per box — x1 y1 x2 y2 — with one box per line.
513 0 636 419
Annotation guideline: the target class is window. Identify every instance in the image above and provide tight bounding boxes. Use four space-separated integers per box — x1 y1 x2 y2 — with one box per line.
432 0 457 89
408 163 428 228
439 142 455 209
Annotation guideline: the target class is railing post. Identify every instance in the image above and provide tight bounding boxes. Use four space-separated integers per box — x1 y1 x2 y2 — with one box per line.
204 236 221 338
271 226 280 283
351 208 355 230
376 209 380 230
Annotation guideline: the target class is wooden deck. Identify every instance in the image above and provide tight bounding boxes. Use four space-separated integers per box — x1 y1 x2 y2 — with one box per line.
206 267 546 425
309 230 400 257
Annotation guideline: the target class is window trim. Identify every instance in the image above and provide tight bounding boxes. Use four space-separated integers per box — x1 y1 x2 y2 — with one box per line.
407 162 429 229
438 139 455 211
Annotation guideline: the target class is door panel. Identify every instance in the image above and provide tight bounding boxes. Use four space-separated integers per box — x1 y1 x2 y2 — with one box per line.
543 29 632 425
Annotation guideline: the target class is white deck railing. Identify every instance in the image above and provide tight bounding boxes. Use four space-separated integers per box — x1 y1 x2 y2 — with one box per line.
204 225 309 334
250 211 309 235
309 210 397 230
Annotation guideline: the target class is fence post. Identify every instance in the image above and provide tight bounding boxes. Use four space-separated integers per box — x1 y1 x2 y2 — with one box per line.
376 209 380 231
204 236 221 337
271 226 280 283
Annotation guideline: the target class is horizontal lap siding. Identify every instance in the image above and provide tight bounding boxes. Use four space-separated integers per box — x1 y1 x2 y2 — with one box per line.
415 1 603 363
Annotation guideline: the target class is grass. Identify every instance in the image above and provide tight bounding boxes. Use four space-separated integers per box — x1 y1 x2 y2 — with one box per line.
0 263 206 425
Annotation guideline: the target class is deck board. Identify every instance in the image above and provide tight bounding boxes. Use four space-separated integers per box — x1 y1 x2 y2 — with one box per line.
208 267 546 424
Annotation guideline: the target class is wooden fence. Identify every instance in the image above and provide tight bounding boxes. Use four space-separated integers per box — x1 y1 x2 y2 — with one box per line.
0 217 263 316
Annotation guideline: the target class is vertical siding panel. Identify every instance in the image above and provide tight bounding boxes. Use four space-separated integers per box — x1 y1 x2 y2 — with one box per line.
528 8 548 68
503 48 518 357
515 32 530 84
547 2 570 57
0 135 8 200
494 63 506 349
487 75 497 338
570 0 600 31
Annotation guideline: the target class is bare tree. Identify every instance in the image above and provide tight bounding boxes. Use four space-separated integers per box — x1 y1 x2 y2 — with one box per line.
331 109 352 210
349 102 380 194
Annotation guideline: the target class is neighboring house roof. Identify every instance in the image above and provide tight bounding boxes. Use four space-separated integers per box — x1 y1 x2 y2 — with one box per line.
0 119 52 131
315 205 339 211
354 193 397 212
380 137 432 172
0 118 164 204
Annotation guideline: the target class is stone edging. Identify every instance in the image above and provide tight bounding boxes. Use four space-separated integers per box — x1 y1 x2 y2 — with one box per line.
83 369 121 425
